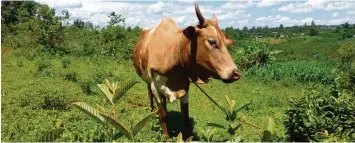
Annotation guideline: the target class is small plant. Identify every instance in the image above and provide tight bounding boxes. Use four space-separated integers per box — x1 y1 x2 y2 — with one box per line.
176 132 193 143
199 127 216 142
60 57 71 68
67 79 157 141
64 72 77 82
193 83 275 141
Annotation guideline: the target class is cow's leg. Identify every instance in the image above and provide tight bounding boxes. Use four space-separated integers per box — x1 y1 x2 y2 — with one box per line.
162 96 167 112
147 84 155 112
180 93 191 139
158 99 169 138
148 84 169 138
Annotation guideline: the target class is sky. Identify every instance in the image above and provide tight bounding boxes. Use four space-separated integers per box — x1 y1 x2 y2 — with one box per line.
36 0 355 29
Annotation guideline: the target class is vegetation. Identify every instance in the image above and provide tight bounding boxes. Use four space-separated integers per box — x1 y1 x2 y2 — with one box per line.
1 1 355 142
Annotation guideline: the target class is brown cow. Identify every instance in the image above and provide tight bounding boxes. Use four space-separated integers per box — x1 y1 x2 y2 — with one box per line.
133 2 240 139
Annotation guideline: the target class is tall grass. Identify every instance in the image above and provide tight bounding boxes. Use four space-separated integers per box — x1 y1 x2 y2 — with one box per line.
245 61 336 85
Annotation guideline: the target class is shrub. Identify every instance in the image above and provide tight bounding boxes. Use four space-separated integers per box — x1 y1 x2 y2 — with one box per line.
285 82 355 142
338 45 355 92
234 41 282 69
61 57 71 68
64 72 78 82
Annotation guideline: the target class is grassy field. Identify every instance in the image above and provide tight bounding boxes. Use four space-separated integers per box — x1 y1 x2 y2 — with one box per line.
1 36 350 142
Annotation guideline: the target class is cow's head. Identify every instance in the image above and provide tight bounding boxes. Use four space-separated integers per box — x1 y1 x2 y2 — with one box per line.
189 3 240 83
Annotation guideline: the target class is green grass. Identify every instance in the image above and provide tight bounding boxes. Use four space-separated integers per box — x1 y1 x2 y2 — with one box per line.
270 36 340 62
1 53 309 142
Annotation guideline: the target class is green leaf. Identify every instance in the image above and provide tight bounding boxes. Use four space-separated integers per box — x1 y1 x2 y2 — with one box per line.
40 128 64 142
234 102 252 113
207 128 216 141
177 132 183 143
268 50 283 55
99 112 133 139
132 111 157 136
112 80 138 104
97 83 114 104
225 95 236 112
261 117 275 142
186 136 193 142
68 102 106 124
199 128 208 141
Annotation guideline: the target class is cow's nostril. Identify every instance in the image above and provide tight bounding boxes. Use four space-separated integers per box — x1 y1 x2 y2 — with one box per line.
232 69 241 80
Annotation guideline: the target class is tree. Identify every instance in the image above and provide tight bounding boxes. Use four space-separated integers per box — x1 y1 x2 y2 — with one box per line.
108 12 125 26
60 10 70 26
342 22 350 29
309 20 319 36
73 19 85 29
279 24 284 30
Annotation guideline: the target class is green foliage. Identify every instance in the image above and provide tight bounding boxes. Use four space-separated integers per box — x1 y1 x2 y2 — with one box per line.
199 127 216 142
337 44 355 91
246 61 335 85
309 21 320 36
40 128 65 142
68 79 156 141
233 41 282 69
285 82 355 142
261 117 275 142
98 79 138 105
175 132 193 142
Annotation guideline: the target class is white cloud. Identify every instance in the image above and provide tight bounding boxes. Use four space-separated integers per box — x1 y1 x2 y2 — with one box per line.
220 0 254 10
327 18 354 25
147 1 169 15
218 10 251 21
174 0 196 3
332 12 339 17
53 0 82 8
35 0 355 29
276 0 355 13
277 3 312 13
255 15 315 26
304 0 326 9
256 0 284 8
325 2 355 11
174 16 187 24
347 10 355 15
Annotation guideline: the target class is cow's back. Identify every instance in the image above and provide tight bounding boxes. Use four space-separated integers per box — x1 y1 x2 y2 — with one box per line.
133 18 181 83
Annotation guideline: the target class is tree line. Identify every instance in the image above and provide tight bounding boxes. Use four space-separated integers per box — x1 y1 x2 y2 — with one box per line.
1 1 355 60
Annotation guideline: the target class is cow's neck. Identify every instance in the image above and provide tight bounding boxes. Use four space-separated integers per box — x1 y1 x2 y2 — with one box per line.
177 28 200 82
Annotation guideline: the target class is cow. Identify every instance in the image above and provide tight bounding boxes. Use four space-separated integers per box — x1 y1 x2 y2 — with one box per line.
132 2 240 139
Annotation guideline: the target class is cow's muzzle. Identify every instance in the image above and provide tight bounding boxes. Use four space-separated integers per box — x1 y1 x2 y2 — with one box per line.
221 69 241 83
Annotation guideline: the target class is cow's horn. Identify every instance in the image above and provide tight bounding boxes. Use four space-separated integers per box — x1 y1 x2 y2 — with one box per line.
194 2 205 26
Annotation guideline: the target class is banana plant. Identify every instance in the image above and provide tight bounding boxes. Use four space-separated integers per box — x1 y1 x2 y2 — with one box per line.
67 79 156 141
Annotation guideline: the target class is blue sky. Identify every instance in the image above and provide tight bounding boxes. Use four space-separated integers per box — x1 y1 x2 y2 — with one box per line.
36 0 355 29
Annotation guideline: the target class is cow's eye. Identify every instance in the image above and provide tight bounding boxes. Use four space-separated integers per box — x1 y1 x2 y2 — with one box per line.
208 39 218 48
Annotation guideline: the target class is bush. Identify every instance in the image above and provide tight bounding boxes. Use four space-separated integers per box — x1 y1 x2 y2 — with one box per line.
233 41 282 70
285 82 355 142
337 45 355 92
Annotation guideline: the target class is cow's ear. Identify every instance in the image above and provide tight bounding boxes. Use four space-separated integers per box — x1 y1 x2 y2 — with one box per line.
183 26 196 40
225 34 234 45
212 13 218 24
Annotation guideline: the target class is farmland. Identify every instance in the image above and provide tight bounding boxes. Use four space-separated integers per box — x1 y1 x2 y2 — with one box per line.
1 1 355 142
